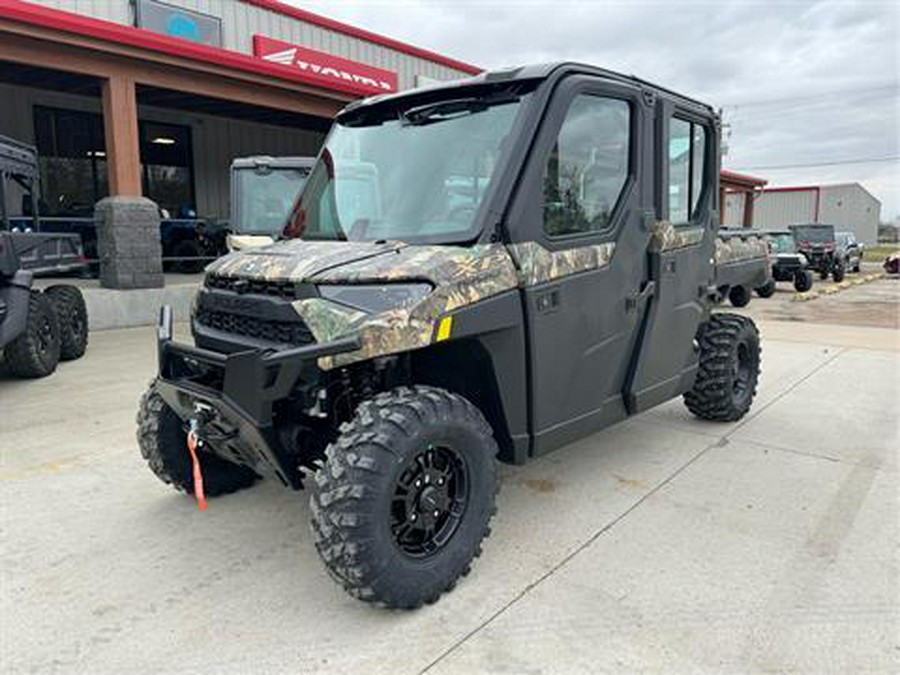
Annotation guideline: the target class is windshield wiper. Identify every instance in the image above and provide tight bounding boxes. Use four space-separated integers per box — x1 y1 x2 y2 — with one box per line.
400 93 520 126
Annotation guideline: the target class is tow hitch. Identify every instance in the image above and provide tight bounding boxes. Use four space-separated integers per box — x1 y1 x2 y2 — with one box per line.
186 403 215 511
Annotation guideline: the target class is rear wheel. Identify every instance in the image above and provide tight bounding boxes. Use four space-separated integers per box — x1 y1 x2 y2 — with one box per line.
728 285 751 308
755 278 776 298
310 386 498 609
44 285 88 360
793 270 813 292
136 381 260 496
5 291 60 378
684 313 760 422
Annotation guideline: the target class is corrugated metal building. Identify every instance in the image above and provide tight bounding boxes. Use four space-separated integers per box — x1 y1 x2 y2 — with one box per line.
753 183 881 245
0 0 480 220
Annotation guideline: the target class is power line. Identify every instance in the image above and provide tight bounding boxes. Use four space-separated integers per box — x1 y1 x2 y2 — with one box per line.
733 156 900 171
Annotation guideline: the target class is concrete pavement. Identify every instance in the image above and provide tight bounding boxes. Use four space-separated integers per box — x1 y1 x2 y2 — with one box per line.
1 319 898 674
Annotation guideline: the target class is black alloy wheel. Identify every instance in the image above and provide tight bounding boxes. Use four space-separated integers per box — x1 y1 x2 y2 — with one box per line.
391 444 469 558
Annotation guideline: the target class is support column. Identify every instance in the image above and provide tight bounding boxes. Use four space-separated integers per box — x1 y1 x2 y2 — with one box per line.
101 75 142 196
96 74 164 289
743 189 755 228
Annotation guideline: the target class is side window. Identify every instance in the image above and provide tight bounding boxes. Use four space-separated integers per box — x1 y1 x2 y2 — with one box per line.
668 117 708 224
543 95 630 237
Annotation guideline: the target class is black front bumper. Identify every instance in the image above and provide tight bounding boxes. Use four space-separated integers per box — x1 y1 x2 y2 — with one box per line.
155 306 360 485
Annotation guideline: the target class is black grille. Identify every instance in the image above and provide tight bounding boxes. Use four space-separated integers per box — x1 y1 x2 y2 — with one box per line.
205 275 304 300
195 308 314 346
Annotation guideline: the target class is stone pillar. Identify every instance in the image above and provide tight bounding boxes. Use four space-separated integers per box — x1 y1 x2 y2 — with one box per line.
96 75 163 288
95 197 164 289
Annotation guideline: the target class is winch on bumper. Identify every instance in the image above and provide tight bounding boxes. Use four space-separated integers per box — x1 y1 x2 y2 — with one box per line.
154 305 361 487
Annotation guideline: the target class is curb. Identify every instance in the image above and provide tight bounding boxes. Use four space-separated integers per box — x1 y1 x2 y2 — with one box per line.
791 272 885 302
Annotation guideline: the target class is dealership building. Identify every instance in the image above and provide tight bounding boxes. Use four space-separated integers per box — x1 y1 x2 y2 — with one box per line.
0 0 479 287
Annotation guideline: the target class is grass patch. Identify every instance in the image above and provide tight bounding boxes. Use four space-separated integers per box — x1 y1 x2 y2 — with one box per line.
866 243 900 259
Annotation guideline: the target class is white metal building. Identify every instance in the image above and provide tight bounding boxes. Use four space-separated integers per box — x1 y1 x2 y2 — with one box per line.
753 183 881 245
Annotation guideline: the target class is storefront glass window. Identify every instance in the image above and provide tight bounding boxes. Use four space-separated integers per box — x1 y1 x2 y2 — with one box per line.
33 108 195 218
34 107 107 217
140 121 195 217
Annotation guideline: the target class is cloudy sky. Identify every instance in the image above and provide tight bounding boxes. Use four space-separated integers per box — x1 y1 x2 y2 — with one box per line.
291 0 899 221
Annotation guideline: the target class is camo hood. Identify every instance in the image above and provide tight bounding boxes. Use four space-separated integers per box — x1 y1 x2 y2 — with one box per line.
206 239 407 282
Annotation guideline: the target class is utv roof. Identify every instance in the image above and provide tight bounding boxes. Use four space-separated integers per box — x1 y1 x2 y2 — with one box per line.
340 62 716 119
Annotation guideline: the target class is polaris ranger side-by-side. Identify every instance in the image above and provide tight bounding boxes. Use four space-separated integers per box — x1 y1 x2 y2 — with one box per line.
137 63 767 609
226 156 315 251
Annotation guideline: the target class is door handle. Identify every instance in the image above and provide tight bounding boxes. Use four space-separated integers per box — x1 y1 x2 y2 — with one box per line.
534 289 560 314
626 281 655 312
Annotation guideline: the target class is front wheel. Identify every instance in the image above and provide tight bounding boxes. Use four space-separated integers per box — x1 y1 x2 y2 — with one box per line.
136 382 260 496
794 269 813 292
310 386 498 609
832 264 845 283
684 314 760 422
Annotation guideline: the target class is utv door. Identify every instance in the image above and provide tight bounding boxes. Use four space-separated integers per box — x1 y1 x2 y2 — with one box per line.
625 102 718 412
504 76 654 456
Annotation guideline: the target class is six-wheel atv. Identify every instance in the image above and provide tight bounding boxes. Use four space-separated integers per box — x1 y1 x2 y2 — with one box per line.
0 233 89 377
137 63 765 609
1 135 89 378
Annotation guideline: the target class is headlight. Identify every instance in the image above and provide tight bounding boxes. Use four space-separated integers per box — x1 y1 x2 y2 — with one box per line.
798 253 808 266
318 283 432 314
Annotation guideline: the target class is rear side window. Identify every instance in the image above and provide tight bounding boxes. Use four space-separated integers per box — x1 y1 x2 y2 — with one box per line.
542 95 630 237
668 117 708 224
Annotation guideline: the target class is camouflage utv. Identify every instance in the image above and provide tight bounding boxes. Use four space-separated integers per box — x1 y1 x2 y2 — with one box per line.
138 63 767 609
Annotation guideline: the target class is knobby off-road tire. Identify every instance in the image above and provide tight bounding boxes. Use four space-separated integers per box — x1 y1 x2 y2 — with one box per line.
684 313 760 422
728 285 752 308
5 291 60 378
136 381 260 496
755 278 776 298
310 386 499 609
44 285 88 361
793 270 813 293
832 263 845 283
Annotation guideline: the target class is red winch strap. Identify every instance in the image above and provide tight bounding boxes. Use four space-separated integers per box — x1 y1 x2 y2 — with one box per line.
186 428 208 511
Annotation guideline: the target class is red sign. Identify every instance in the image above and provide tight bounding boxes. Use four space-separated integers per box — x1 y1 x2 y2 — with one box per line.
253 35 398 96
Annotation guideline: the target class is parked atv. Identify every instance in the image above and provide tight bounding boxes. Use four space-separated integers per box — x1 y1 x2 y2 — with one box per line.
137 62 765 609
0 233 89 377
759 230 814 294
790 223 844 282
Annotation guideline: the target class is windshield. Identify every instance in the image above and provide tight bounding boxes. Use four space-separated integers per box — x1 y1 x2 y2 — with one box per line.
792 225 834 243
768 234 795 253
287 88 531 243
235 167 310 234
